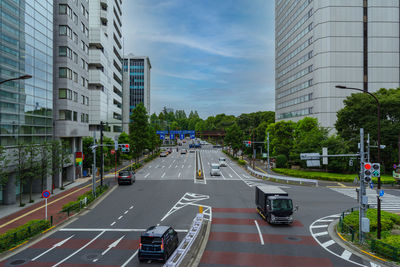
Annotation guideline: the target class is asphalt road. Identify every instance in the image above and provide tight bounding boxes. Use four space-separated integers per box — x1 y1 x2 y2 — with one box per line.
0 144 387 267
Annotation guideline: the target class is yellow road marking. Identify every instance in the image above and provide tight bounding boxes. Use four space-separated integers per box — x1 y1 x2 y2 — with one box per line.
41 226 55 234
337 231 347 242
360 249 387 262
255 166 268 174
8 240 28 251
0 161 138 230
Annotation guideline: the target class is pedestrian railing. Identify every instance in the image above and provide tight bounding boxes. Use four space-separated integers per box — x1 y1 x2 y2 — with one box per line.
338 207 400 262
0 219 50 253
247 166 318 186
165 213 204 267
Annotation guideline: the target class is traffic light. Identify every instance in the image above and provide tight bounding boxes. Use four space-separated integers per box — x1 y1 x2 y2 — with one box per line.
371 163 380 177
364 162 372 182
118 144 130 153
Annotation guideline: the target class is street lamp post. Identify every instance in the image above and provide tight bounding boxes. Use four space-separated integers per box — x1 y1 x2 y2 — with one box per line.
336 85 382 239
0 74 32 85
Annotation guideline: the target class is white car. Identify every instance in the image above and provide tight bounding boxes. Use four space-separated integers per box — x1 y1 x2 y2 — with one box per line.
219 157 227 167
210 163 221 176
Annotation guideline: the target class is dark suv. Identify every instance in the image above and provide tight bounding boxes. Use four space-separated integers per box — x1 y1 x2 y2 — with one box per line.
117 170 135 185
138 226 179 262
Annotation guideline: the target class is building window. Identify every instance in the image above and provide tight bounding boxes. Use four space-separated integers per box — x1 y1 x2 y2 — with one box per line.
73 72 78 83
73 32 78 44
85 114 89 123
73 52 78 63
73 12 78 24
86 96 89 106
59 110 72 120
59 46 72 59
59 67 72 79
73 92 78 102
59 25 72 38
73 111 78 121
59 4 67 14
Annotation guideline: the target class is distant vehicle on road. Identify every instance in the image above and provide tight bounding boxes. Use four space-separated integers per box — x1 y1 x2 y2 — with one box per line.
189 149 195 153
118 170 135 185
213 144 222 148
160 151 168 157
210 163 221 176
255 185 297 224
219 157 227 167
138 226 179 262
180 149 187 154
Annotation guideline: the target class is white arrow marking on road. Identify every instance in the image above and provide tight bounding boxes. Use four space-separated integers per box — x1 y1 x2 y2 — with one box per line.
144 173 150 178
32 235 75 261
178 172 181 178
161 172 166 178
93 235 125 262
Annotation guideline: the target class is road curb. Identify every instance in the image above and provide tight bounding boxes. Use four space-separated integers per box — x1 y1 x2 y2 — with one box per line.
328 219 396 267
181 218 211 267
0 183 118 262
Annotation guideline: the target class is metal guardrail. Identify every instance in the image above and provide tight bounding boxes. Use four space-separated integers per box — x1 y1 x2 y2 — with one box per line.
164 213 204 267
247 166 318 186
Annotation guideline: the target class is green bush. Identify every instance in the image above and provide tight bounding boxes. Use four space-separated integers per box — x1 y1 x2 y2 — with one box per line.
62 184 108 213
238 159 246 166
272 168 395 183
381 235 400 249
0 219 50 252
343 209 400 233
276 154 287 168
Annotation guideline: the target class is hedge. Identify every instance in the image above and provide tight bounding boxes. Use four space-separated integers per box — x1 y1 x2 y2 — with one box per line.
343 209 400 234
62 184 108 213
273 168 396 184
0 219 50 252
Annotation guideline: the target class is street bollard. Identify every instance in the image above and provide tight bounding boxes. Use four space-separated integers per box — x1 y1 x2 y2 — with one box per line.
199 206 203 213
50 215 53 226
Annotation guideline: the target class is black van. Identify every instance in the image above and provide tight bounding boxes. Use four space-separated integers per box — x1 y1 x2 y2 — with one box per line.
138 226 179 262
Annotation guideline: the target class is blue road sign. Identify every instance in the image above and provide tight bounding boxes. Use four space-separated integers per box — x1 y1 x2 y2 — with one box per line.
394 164 397 169
370 182 374 189
42 190 50 199
170 133 175 140
160 134 165 140
190 134 195 139
379 190 384 197
180 134 184 140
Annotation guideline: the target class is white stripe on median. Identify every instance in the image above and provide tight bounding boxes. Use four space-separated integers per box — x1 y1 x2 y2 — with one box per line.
121 250 138 267
254 220 264 245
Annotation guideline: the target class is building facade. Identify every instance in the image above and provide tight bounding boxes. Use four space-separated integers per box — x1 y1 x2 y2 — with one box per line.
53 0 90 185
88 0 123 138
0 0 54 204
122 54 151 133
275 0 400 131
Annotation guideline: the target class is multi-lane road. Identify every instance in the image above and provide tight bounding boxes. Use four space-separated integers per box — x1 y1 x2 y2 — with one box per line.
2 144 398 266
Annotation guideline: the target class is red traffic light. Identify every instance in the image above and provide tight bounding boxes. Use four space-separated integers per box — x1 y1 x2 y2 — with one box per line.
248 141 252 145
364 163 371 170
125 144 129 148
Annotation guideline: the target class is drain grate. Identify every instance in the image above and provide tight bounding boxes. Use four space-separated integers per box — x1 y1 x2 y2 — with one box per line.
10 259 26 266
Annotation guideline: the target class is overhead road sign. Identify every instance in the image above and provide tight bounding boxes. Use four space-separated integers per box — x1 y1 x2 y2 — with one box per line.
300 153 320 160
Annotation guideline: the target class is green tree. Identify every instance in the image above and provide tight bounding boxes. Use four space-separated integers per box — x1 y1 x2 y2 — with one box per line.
266 121 296 160
129 103 149 162
82 137 94 170
0 146 10 188
291 117 328 165
224 124 243 157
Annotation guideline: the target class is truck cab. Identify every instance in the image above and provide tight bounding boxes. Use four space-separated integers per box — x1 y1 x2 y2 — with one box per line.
255 185 296 224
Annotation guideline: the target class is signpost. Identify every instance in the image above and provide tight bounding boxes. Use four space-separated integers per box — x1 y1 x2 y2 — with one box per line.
42 190 50 220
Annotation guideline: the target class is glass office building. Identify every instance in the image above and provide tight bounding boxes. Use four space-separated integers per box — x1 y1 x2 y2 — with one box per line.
0 0 54 147
0 0 53 204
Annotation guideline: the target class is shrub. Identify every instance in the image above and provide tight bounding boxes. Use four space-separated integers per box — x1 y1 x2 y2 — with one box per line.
0 219 50 252
238 159 246 166
276 154 287 168
62 184 108 213
343 209 400 233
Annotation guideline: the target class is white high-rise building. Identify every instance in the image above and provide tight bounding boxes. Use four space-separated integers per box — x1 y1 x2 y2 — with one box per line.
275 0 400 131
88 0 123 138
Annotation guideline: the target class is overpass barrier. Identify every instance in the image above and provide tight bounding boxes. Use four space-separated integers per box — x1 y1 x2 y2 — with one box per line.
246 166 318 186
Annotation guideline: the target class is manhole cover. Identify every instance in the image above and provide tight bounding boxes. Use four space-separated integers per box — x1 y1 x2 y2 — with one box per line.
286 236 301 241
10 259 26 266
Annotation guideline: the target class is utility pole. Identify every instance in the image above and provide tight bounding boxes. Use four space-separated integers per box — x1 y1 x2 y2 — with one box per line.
359 128 367 244
367 134 370 162
267 132 270 170
100 121 104 187
92 131 96 197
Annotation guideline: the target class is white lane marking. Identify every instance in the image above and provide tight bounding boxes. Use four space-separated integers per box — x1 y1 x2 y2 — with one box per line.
162 165 165 168
310 224 328 229
313 231 328 237
188 165 191 168
340 250 352 260
175 165 178 168
178 172 181 178
93 235 125 262
129 206 133 209
144 173 150 178
59 228 188 232
148 165 152 168
169 165 172 168
156 165 160 168
32 235 75 261
121 250 138 267
370 262 379 267
208 162 210 165
321 239 335 248
110 221 116 226
221 172 226 180
124 210 128 214
229 174 233 178
118 216 123 220
318 219 334 222
182 165 184 169
254 220 264 245
161 172 166 178
52 231 105 267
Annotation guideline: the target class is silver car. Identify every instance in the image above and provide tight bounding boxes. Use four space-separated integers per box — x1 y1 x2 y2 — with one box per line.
219 157 227 167
210 163 221 176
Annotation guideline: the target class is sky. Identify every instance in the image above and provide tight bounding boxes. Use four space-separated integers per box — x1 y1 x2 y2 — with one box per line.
122 0 275 119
